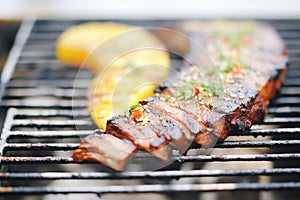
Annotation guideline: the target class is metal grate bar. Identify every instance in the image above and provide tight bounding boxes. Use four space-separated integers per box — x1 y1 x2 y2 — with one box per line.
30 23 78 32
11 70 92 79
283 40 300 45
7 130 92 138
176 153 300 162
0 19 35 104
286 49 300 55
12 63 65 71
214 140 300 148
21 45 55 52
1 168 300 180
2 99 87 108
17 59 60 65
263 117 300 124
278 87 300 96
268 106 300 115
247 127 300 136
3 143 79 151
27 32 62 40
15 108 89 117
1 182 300 195
5 127 300 139
7 79 90 88
3 139 300 152
271 97 300 105
11 119 92 127
19 51 55 59
1 153 299 164
278 31 300 39
4 88 86 98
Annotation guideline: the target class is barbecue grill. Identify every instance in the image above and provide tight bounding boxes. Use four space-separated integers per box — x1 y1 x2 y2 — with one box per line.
0 19 300 200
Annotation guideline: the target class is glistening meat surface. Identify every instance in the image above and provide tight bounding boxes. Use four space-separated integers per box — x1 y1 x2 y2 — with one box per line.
73 21 288 170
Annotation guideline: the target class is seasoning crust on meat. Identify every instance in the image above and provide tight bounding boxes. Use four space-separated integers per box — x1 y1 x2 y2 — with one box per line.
73 21 288 170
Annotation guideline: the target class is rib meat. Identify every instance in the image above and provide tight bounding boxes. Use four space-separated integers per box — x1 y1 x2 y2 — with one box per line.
72 130 137 171
107 21 287 148
73 21 288 170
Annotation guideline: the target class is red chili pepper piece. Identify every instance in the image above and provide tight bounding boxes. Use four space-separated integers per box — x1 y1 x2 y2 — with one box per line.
194 86 200 96
232 63 241 75
222 36 229 43
244 36 253 44
131 109 143 120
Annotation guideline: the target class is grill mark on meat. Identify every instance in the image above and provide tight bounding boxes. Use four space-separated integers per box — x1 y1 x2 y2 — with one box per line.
71 130 137 171
151 22 287 145
73 21 288 170
108 22 288 150
141 97 205 139
106 116 171 161
141 105 191 152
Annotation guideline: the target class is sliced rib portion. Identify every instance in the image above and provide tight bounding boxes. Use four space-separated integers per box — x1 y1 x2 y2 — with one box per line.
71 130 137 171
73 21 288 170
150 21 288 146
106 116 171 162
136 103 192 152
107 21 287 149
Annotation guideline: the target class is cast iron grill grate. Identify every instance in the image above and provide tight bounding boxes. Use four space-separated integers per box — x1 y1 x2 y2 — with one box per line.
0 19 300 199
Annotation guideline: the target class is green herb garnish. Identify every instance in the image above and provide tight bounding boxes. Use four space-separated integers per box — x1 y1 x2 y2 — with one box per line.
202 82 225 99
130 104 142 111
223 63 236 73
220 53 232 63
176 83 194 101
165 95 171 101
211 103 219 109
219 53 235 73
214 21 256 48
125 103 143 118
205 68 218 76
255 83 262 88
219 73 227 82
240 59 250 69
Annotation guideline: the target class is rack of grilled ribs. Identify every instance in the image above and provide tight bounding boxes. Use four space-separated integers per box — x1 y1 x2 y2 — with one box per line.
72 21 288 171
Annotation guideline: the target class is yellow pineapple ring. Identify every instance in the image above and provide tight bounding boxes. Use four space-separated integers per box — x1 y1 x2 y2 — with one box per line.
56 22 170 129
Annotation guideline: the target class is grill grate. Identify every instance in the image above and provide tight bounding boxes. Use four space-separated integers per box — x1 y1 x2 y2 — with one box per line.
1 19 300 199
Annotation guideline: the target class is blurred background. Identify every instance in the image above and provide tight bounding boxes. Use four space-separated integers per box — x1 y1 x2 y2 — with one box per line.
1 0 300 72
1 0 300 20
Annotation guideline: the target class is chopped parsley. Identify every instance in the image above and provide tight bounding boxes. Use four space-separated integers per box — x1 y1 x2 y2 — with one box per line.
255 82 262 88
219 53 232 63
176 80 225 100
201 82 225 99
240 59 250 69
219 54 250 74
221 26 256 48
165 95 171 101
223 63 236 73
219 53 235 73
205 68 218 76
176 83 194 101
213 21 256 48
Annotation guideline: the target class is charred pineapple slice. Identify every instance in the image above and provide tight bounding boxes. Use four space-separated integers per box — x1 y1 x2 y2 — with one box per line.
56 22 170 129
56 22 136 71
